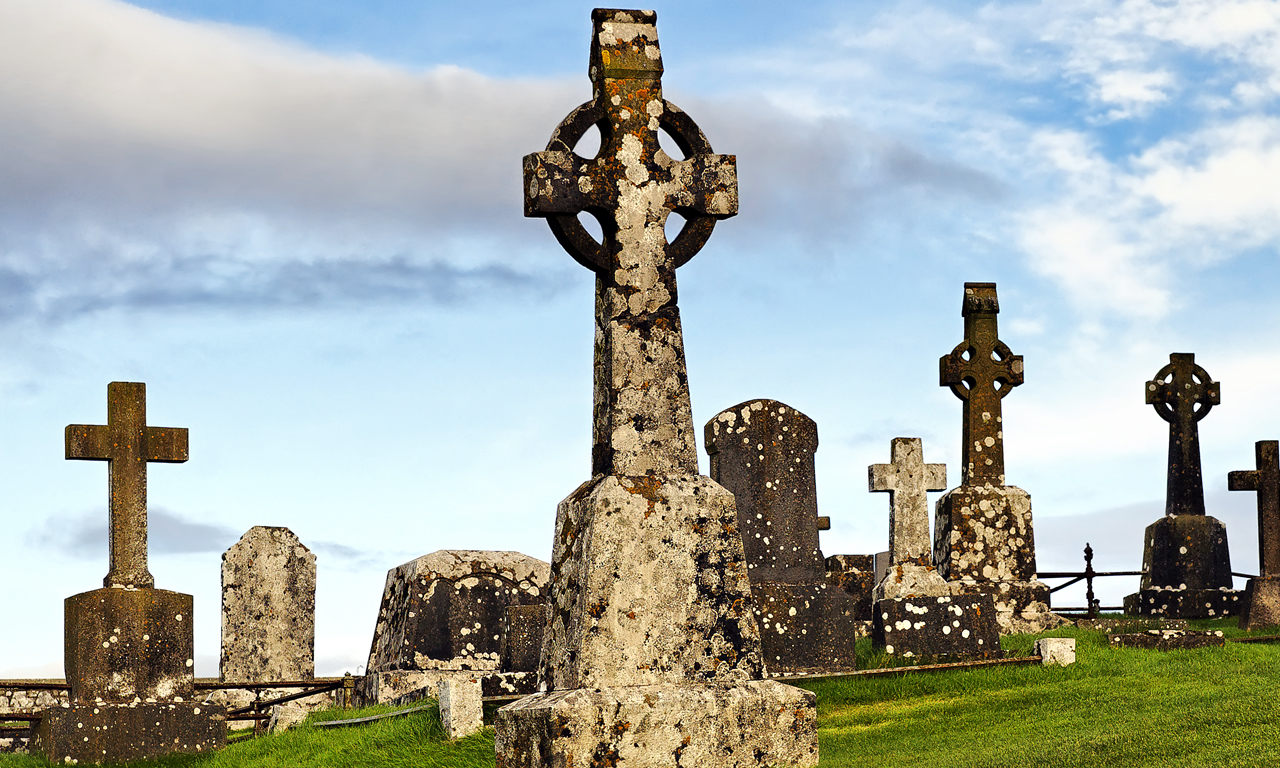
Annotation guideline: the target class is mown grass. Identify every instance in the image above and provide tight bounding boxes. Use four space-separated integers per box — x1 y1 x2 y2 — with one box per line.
4 617 1279 767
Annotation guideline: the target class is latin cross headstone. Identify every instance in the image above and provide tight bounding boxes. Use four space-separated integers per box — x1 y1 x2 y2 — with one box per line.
870 437 946 565
939 282 1023 487
1229 440 1280 629
66 381 188 590
497 11 817 767
1125 354 1240 618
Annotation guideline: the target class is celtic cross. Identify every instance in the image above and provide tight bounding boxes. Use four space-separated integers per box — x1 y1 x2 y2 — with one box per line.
1146 353 1219 517
524 8 737 477
66 382 189 589
1229 440 1280 578
940 283 1024 486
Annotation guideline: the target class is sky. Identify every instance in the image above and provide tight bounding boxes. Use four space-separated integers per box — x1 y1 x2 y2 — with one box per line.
3 0 1280 678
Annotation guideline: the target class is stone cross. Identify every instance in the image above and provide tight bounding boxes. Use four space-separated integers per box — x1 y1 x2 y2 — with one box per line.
940 283 1023 485
524 8 737 477
1146 353 1219 517
1229 440 1280 578
66 382 188 589
870 437 946 565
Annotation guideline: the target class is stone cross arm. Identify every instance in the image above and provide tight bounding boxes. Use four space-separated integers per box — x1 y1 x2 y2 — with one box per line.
67 425 189 463
524 151 737 220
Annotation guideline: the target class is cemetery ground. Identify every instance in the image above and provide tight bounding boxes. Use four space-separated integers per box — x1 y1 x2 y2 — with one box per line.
3 617 1278 768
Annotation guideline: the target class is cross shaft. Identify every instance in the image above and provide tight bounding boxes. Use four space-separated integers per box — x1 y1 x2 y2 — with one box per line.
940 283 1023 486
1146 353 1218 517
1229 440 1280 578
869 437 946 564
66 382 188 589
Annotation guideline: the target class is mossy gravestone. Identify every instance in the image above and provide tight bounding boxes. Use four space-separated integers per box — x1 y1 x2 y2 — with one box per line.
496 10 817 767
32 382 226 765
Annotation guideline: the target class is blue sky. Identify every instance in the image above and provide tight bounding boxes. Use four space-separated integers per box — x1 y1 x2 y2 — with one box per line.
3 0 1280 677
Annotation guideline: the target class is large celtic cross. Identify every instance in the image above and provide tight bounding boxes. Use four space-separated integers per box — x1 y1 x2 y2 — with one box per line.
524 9 737 477
1147 353 1219 517
66 382 189 589
940 283 1024 486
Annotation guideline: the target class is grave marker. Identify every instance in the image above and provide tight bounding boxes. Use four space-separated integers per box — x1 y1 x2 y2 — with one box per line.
870 437 946 566
1229 440 1280 629
495 11 817 767
33 382 226 765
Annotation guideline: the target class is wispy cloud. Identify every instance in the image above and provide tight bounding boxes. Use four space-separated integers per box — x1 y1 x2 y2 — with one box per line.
30 506 240 559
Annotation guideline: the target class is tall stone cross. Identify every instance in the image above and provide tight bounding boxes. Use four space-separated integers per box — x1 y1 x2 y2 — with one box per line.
940 283 1024 486
1147 353 1219 517
1229 441 1280 578
870 438 946 565
66 382 189 589
524 8 737 477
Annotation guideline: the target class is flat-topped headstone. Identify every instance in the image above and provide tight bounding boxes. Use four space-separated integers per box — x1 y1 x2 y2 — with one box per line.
932 285 1060 634
33 382 226 765
706 399 860 675
1125 354 1240 618
496 11 817 767
218 527 317 710
1229 440 1280 629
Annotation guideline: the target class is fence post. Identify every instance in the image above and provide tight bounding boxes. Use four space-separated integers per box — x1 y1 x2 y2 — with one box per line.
1084 543 1097 619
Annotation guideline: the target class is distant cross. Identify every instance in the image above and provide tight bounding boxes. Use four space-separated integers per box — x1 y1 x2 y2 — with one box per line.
939 283 1024 485
1229 440 1279 578
66 382 188 589
524 9 737 477
869 438 946 564
1146 353 1219 517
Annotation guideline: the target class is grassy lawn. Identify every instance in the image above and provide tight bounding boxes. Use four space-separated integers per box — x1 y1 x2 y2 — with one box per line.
3 618 1278 767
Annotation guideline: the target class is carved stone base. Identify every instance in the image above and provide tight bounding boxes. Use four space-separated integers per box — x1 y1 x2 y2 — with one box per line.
32 702 226 765
872 594 1001 660
494 681 818 768
950 579 1066 634
1137 515 1234 592
1123 587 1243 618
873 562 958 601
1240 577 1280 630
355 669 537 706
752 582 858 677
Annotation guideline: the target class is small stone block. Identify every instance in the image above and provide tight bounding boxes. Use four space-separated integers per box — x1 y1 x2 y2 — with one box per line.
1107 629 1225 651
873 594 1001 661
439 676 483 740
1034 638 1076 666
267 703 308 734
32 702 226 764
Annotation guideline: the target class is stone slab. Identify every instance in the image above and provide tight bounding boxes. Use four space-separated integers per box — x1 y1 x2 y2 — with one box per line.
872 594 1001 661
1123 587 1243 618
439 676 483 740
32 702 226 765
752 582 857 676
1137 514 1234 591
495 681 818 768
355 669 537 706
825 554 875 619
1074 617 1189 632
1107 629 1225 651
500 603 548 673
1240 576 1280 630
1034 637 1076 666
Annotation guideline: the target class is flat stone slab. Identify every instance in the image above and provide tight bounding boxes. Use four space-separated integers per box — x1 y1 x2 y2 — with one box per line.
32 702 226 764
1123 587 1243 618
1107 629 1226 651
873 594 1001 661
753 582 857 676
1074 617 1189 632
495 680 818 768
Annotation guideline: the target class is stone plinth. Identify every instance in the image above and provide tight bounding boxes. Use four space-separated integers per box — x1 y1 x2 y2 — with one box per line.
1107 629 1225 651
873 594 1000 661
1239 577 1280 630
496 681 817 768
33 702 225 764
1123 587 1242 618
1124 515 1241 618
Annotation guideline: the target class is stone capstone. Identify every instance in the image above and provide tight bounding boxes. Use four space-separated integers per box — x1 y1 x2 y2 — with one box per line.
873 562 958 602
872 594 1001 661
1107 629 1225 651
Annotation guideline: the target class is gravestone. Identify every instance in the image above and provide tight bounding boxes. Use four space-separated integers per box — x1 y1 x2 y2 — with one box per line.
32 382 226 764
1229 440 1280 629
933 284 1061 634
218 527 317 711
495 11 817 767
1124 354 1242 618
706 399 859 675
359 550 548 704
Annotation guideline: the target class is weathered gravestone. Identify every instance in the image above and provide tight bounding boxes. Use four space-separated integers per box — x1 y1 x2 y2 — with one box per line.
217 527 317 711
495 11 817 767
867 437 1001 658
359 550 548 704
1124 354 1242 617
1229 440 1280 629
32 382 226 764
933 284 1061 634
705 399 859 675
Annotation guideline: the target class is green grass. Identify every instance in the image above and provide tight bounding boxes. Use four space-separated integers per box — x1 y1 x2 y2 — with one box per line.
4 617 1280 767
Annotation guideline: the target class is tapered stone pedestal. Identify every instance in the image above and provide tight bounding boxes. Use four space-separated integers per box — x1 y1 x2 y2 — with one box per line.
1239 577 1280 630
1123 515 1241 618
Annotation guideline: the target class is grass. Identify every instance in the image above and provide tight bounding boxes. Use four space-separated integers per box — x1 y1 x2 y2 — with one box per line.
3 617 1279 767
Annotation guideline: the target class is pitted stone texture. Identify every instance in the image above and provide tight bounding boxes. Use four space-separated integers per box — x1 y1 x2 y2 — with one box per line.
356 669 536 707
752 583 857 676
1074 617 1188 632
267 703 308 734
1239 577 1280 630
874 562 959 602
365 550 549 674
870 438 946 565
933 484 1036 583
1108 629 1225 651
439 676 483 740
826 554 875 619
1034 638 1076 666
540 474 762 690
220 527 315 687
32 702 226 765
873 594 1001 661
1123 587 1243 618
950 579 1064 634
501 604 549 673
495 681 817 768
705 399 823 582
